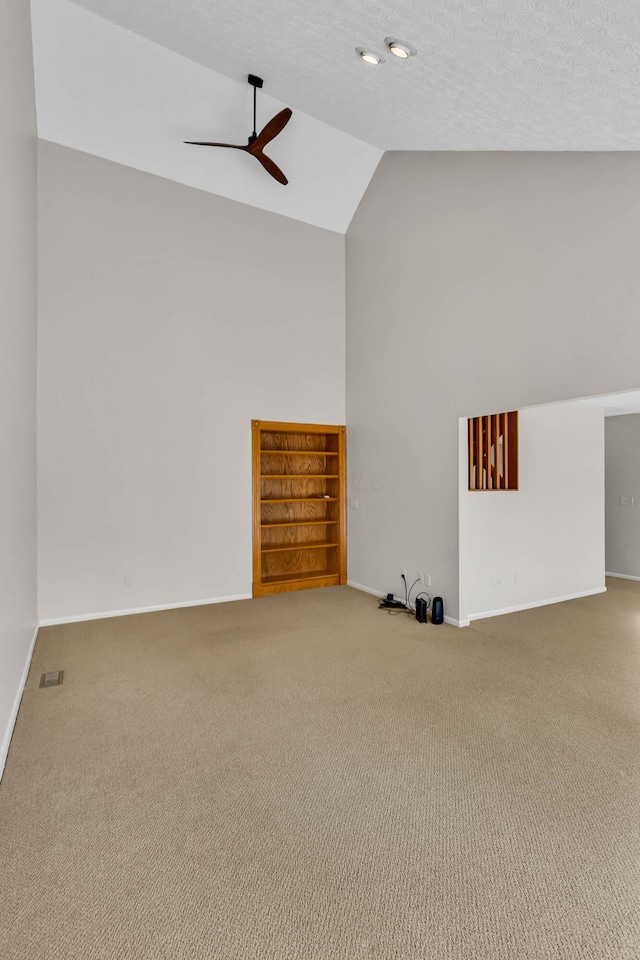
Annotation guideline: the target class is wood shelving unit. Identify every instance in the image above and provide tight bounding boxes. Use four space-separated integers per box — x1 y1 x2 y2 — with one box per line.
252 420 347 597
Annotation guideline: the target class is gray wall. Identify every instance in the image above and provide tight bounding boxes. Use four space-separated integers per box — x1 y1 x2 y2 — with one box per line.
0 0 38 771
605 414 640 579
38 143 345 620
347 153 640 621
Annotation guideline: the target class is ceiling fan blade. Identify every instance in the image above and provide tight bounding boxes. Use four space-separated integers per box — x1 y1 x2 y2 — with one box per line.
254 150 288 185
250 108 292 152
184 141 247 149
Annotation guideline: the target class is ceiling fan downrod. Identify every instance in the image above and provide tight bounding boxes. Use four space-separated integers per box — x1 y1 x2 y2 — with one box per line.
247 74 263 145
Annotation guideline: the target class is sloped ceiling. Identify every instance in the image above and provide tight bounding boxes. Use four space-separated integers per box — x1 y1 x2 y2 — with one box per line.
31 0 382 233
71 0 640 150
32 0 640 230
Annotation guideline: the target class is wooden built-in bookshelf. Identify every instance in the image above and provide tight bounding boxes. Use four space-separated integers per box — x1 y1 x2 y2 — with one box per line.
252 420 347 597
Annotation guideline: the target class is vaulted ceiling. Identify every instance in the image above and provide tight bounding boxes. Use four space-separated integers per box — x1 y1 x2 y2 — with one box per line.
70 0 640 150
31 0 640 233
31 0 382 233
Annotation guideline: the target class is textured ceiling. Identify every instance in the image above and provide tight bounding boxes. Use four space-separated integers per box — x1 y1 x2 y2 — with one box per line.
71 0 640 150
581 390 640 416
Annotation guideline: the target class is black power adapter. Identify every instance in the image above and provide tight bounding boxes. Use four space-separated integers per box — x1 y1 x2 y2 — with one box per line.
415 597 428 623
379 592 407 609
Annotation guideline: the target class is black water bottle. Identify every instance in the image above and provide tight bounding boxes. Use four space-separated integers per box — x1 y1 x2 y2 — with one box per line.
432 597 444 625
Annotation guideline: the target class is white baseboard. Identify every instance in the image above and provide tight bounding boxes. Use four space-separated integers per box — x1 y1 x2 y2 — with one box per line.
466 586 607 622
605 571 640 582
347 580 469 628
446 615 470 628
0 623 39 781
38 593 252 627
347 579 391 600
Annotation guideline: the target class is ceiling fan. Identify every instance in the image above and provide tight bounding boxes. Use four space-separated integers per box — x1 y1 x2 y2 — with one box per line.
185 75 292 185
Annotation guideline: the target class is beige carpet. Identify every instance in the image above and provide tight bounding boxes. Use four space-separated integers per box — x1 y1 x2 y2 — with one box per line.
1 581 639 959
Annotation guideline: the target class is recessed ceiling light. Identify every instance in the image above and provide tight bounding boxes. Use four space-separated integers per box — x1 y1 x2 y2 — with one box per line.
356 47 384 65
385 38 416 59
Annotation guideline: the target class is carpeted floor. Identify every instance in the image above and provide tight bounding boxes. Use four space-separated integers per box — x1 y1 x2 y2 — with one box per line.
1 581 639 959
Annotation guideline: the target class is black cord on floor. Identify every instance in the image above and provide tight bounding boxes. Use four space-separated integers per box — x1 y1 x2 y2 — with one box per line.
378 585 432 620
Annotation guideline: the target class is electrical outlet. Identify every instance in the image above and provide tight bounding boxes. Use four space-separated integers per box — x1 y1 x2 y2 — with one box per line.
124 575 133 587
420 573 431 587
491 576 503 588
619 496 634 507
349 499 359 509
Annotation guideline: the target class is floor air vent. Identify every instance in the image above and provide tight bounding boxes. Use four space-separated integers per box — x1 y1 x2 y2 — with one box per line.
40 671 64 688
